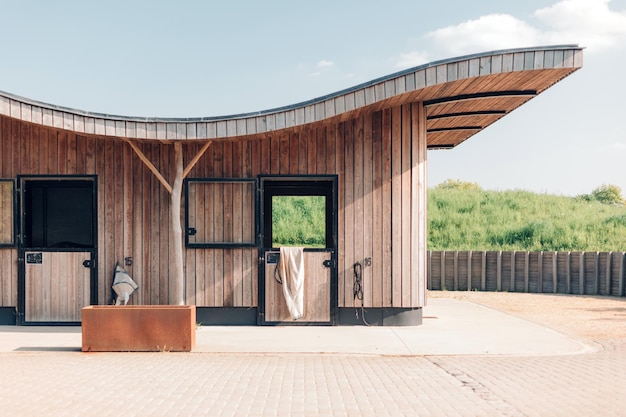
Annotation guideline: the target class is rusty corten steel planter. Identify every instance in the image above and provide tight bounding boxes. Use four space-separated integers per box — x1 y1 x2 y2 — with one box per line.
81 305 196 352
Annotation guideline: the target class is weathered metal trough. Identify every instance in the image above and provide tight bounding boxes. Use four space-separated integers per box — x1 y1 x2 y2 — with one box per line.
81 305 196 352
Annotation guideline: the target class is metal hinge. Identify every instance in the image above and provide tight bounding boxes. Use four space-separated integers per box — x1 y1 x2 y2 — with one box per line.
322 259 335 268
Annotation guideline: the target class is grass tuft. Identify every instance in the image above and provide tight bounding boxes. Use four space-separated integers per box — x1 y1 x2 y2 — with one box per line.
428 188 626 251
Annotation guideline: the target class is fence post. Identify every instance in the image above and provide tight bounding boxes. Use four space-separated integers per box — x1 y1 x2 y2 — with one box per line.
481 251 486 291
552 251 558 294
617 252 626 297
566 252 571 294
524 252 529 293
452 251 458 290
538 251 544 293
467 251 473 291
496 251 502 291
594 251 600 295
440 251 446 290
510 251 516 291
427 251 432 290
606 252 612 296
580 252 585 295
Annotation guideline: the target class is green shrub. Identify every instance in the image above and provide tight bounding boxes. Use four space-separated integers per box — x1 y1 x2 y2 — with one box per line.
272 196 326 247
435 178 482 191
577 184 624 206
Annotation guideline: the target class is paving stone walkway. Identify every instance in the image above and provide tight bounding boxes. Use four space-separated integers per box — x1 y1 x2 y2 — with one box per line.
2 341 625 417
1 296 625 416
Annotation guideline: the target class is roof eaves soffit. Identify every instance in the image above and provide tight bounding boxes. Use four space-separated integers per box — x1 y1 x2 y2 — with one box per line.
0 45 582 141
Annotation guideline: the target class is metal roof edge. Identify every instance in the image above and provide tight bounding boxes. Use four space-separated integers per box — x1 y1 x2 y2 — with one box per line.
0 44 582 124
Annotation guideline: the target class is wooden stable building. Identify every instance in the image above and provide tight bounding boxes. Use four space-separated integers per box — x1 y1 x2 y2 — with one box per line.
0 45 582 326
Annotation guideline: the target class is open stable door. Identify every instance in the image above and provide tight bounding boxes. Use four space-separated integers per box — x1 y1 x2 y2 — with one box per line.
258 176 338 325
18 176 97 325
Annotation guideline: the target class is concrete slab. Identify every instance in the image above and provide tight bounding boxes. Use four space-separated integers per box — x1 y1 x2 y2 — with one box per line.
0 298 597 355
0 326 82 352
393 298 598 355
193 298 596 355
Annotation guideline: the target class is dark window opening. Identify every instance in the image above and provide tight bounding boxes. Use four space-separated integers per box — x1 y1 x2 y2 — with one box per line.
23 180 95 249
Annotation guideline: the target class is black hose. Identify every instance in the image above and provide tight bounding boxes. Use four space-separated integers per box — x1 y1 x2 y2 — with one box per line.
353 262 369 326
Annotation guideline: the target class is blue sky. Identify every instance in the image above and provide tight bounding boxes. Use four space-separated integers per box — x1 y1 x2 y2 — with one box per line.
1 0 625 196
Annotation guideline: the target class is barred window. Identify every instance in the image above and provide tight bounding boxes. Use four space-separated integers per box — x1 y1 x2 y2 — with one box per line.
185 179 256 248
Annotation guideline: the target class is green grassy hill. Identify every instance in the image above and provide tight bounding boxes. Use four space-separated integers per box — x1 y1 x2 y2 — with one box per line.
428 188 626 251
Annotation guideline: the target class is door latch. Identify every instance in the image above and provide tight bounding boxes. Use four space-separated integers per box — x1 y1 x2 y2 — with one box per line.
322 259 334 268
82 260 92 268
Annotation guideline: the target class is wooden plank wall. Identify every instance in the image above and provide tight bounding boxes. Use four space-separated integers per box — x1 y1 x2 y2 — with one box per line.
0 181 12 244
428 251 626 297
0 102 428 310
0 114 176 307
185 101 426 308
340 103 426 308
184 140 258 308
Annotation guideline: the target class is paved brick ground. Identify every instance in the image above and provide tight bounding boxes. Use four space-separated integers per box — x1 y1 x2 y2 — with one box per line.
2 294 625 416
429 340 626 417
2 341 625 417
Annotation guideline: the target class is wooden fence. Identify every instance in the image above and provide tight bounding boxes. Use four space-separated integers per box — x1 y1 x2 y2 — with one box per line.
427 251 626 297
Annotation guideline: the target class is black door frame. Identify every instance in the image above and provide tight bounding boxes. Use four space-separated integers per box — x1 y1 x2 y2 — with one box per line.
257 175 338 325
16 175 98 325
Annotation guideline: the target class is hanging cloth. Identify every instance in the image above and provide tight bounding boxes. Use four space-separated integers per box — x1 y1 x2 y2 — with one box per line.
112 263 138 305
276 247 305 320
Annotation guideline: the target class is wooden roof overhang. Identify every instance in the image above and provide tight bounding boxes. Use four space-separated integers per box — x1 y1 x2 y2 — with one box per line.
0 45 582 150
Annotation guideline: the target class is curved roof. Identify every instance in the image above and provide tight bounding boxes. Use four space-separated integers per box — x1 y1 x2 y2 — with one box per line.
0 45 582 149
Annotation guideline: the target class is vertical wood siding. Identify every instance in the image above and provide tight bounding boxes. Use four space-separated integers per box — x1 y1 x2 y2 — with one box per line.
24 251 91 322
0 102 428 309
264 251 332 322
428 251 626 297
0 181 13 243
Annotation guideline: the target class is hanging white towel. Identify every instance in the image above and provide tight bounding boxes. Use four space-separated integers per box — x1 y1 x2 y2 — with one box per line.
276 247 305 320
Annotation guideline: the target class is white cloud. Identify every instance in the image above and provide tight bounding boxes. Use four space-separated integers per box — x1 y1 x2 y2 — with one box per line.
309 60 335 77
410 0 626 59
426 14 540 56
316 60 334 68
534 0 626 50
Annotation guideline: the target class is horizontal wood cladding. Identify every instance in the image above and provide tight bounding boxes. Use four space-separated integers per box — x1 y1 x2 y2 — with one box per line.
0 102 427 309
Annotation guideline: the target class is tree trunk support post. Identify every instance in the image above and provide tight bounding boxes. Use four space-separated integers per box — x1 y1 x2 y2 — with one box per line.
126 140 213 305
